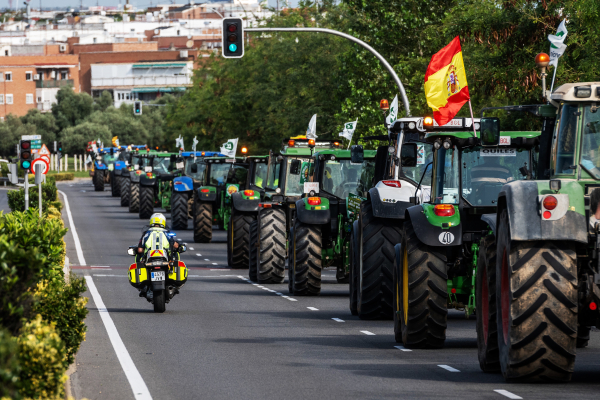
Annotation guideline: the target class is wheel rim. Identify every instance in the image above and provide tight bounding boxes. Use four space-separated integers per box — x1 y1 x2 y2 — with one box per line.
501 248 510 344
481 262 489 344
402 245 409 323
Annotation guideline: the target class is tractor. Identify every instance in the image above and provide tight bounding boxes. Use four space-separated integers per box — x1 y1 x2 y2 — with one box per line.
137 153 179 219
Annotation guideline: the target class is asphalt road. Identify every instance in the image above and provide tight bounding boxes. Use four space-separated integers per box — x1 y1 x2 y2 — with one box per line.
57 179 600 400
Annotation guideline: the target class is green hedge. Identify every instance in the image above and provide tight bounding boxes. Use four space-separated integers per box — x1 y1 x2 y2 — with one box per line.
7 181 59 213
48 173 74 181
0 328 19 399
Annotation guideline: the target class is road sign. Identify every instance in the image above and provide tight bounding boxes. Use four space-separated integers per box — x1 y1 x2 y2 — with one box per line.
22 135 41 140
38 144 50 156
31 158 49 175
39 155 50 164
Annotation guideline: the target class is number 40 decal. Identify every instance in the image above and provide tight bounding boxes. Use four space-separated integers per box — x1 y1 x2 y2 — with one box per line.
439 232 455 245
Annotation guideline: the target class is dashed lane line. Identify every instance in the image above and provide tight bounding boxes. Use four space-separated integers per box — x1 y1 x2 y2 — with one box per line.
211 263 218 265
360 331 375 335
494 390 522 399
204 259 210 261
189 247 194 250
438 365 460 372
196 254 202 257
85 276 152 400
394 346 412 352
58 190 86 266
236 275 297 301
332 318 344 322
307 307 319 311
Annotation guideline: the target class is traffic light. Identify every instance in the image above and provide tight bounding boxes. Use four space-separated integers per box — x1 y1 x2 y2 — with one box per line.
19 140 32 170
134 101 142 116
222 18 244 59
57 141 62 152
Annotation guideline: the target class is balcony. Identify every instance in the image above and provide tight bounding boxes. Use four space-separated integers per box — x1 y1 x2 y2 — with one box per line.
91 75 191 88
35 79 74 89
37 102 52 112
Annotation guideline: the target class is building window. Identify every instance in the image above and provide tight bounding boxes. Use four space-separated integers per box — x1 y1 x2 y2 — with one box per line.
26 94 33 104
0 95 4 104
61 71 67 80
6 94 13 104
26 71 32 81
5 72 11 81
37 96 42 102
93 37 97 43
4 50 8 56
177 30 180 35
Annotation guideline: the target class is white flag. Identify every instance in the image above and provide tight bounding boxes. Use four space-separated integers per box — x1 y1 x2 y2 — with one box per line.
192 136 198 152
386 95 398 126
220 138 238 157
175 135 185 151
548 19 568 67
306 114 317 138
339 119 358 141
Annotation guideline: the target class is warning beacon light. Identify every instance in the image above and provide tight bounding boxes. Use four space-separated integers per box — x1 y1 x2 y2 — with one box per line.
380 99 389 110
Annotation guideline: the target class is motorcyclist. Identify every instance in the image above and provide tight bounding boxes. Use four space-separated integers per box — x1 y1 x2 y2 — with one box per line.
136 213 180 298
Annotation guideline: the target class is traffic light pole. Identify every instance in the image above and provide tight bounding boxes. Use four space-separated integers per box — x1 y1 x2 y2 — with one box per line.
244 27 411 117
24 169 29 211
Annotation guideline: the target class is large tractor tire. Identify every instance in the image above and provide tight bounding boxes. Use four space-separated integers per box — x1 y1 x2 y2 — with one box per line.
120 177 130 207
112 174 121 197
349 221 359 316
227 209 255 269
193 195 212 243
257 208 286 284
171 191 189 230
476 235 500 373
397 218 448 348
289 219 321 296
357 200 400 320
577 325 590 348
496 209 577 382
93 169 105 191
129 183 140 213
139 185 154 219
248 220 259 282
153 289 166 313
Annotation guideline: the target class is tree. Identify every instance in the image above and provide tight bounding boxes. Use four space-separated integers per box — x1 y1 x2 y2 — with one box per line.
60 122 111 154
52 87 94 131
20 109 59 145
93 90 113 112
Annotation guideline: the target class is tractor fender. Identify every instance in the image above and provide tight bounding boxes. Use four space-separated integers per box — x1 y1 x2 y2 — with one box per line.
94 161 107 170
406 205 463 247
120 168 130 177
130 171 141 183
140 175 156 187
232 191 259 212
115 161 126 171
173 176 193 192
196 187 217 202
295 199 330 225
368 180 416 219
498 180 587 243
481 214 497 236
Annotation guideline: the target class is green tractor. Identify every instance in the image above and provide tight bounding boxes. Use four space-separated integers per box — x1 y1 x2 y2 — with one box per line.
287 145 379 295
393 119 542 351
472 79 600 382
192 156 249 245
248 138 343 283
138 153 181 219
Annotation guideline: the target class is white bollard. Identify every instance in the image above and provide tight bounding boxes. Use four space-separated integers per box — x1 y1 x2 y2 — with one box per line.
59 157 61 172
74 155 78 172
65 154 68 172
80 155 82 171
84 155 87 172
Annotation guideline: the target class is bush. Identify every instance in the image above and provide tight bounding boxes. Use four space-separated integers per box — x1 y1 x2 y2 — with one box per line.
16 315 67 400
0 328 19 399
33 276 88 365
49 173 74 181
7 181 58 213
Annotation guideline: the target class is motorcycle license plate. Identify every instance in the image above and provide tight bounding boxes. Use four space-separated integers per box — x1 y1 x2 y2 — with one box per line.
151 271 165 281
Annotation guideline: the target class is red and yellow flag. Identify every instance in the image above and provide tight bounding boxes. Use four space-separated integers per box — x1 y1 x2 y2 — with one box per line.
424 36 470 126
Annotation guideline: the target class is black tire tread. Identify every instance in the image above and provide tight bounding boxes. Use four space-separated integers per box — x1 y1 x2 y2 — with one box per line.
476 234 500 372
257 208 286 284
139 185 154 219
129 182 140 213
248 220 258 281
193 195 212 243
171 191 189 230
120 176 130 207
291 220 321 296
229 210 255 269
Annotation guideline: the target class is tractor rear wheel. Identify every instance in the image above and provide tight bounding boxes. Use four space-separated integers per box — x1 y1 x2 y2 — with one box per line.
248 220 258 282
496 209 577 382
171 191 189 230
358 200 399 320
257 208 286 284
193 195 212 243
94 170 105 191
112 174 121 197
289 219 321 296
129 183 140 213
120 177 130 207
349 222 359 316
139 185 154 219
398 218 448 348
227 209 255 269
577 325 590 348
476 234 500 372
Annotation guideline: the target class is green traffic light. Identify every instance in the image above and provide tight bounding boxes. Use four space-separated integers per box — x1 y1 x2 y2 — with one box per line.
21 160 31 169
229 44 237 52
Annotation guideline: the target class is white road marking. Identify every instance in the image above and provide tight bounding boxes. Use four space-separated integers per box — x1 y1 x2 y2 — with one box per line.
394 345 412 352
58 190 86 266
196 254 202 257
494 390 522 399
204 259 210 261
189 247 194 250
438 365 460 372
307 307 319 311
210 269 230 271
91 266 111 268
332 318 344 322
93 274 121 277
287 298 298 301
360 331 375 335
85 276 152 400
211 263 218 265
236 275 298 301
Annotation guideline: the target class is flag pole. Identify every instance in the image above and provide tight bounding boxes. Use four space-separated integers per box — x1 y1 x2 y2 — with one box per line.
468 100 477 138
550 64 558 93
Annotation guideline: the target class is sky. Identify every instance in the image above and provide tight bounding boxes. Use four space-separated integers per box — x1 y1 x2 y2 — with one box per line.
17 0 301 10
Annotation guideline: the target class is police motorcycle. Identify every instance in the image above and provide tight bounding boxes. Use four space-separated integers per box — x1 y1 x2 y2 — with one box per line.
127 228 188 313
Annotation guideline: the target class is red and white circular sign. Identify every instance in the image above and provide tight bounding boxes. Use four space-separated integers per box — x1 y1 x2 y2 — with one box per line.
31 158 49 175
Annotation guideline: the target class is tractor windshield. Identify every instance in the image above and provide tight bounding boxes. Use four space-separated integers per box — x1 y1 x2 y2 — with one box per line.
266 158 281 190
402 143 433 186
322 159 376 199
285 158 311 196
153 158 170 174
102 153 118 164
185 159 206 180
253 162 269 188
579 104 600 179
208 163 231 186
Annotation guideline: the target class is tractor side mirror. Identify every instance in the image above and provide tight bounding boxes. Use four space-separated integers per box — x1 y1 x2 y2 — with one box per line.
350 145 364 164
480 117 500 147
290 159 301 175
401 143 418 167
191 163 198 173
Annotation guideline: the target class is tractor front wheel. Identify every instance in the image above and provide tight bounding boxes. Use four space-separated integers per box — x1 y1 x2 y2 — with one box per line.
129 183 140 213
93 170 105 191
112 174 121 197
120 177 130 207
227 209 255 269
257 208 286 284
171 191 189 230
139 185 154 219
193 196 212 243
349 222 359 316
248 220 258 282
289 219 321 296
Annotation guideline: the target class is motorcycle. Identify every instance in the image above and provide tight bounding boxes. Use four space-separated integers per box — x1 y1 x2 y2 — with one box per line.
127 233 188 313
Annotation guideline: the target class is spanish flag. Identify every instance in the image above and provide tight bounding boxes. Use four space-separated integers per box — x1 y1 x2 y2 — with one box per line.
424 36 470 126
